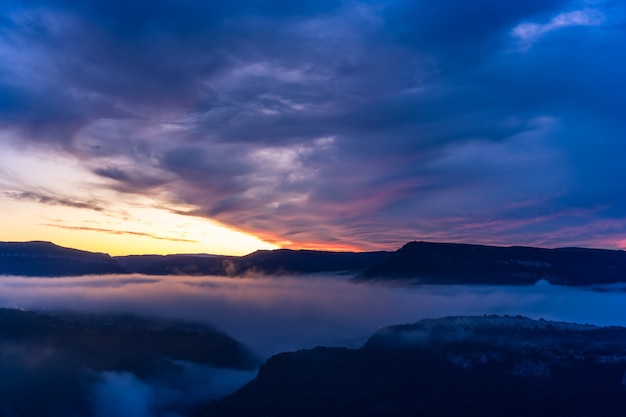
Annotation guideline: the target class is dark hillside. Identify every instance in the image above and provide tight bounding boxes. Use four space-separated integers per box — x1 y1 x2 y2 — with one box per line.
236 249 391 275
0 308 259 416
115 249 391 276
358 241 626 285
199 315 626 417
0 241 125 276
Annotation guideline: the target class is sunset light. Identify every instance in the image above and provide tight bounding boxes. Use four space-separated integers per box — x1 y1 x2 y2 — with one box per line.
1 1 626 416
1 0 625 255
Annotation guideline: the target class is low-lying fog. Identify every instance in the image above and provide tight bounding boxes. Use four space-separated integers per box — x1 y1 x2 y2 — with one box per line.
2 274 625 358
3 274 626 416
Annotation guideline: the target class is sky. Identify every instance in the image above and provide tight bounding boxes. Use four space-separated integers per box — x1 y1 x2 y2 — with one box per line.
1 0 625 255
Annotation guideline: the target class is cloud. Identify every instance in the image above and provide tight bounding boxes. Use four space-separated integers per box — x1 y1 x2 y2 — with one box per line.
41 224 199 243
92 166 170 192
5 191 105 211
1 0 625 251
379 0 570 63
91 365 256 417
512 7 605 48
93 372 153 417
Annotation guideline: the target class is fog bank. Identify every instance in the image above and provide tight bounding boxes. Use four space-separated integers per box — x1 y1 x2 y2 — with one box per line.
1 275 625 357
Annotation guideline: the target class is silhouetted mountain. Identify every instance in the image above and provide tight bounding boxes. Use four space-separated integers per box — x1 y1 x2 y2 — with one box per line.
0 308 259 416
5 240 626 285
234 249 391 276
199 315 626 417
1 240 390 277
116 253 232 275
0 241 125 276
113 254 174 272
357 241 626 285
115 249 390 276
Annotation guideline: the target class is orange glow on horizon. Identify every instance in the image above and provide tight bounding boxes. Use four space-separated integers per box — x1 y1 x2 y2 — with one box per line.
0 148 282 256
281 241 366 253
247 230 366 253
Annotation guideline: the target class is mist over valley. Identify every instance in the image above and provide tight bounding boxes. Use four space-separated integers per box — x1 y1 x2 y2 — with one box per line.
2 0 625 413
3 240 626 415
1 272 626 416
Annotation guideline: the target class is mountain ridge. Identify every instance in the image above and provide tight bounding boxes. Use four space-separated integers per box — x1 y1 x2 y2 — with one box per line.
3 240 626 286
0 241 126 276
357 240 626 285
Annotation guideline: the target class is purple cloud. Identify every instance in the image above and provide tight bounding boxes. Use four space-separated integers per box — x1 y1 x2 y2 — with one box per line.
1 0 625 250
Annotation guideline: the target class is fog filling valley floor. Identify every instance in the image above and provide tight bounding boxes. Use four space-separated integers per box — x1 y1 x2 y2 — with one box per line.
1 274 625 358
1 274 626 416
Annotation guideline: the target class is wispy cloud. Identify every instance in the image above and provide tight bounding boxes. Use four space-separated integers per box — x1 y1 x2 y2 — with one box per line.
1 0 625 251
5 191 105 211
92 165 172 192
512 8 605 48
41 224 199 244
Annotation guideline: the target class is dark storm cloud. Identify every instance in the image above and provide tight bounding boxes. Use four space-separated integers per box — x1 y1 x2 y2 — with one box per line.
1 0 625 249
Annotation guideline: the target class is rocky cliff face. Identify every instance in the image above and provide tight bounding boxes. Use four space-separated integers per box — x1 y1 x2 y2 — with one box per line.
200 315 626 417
